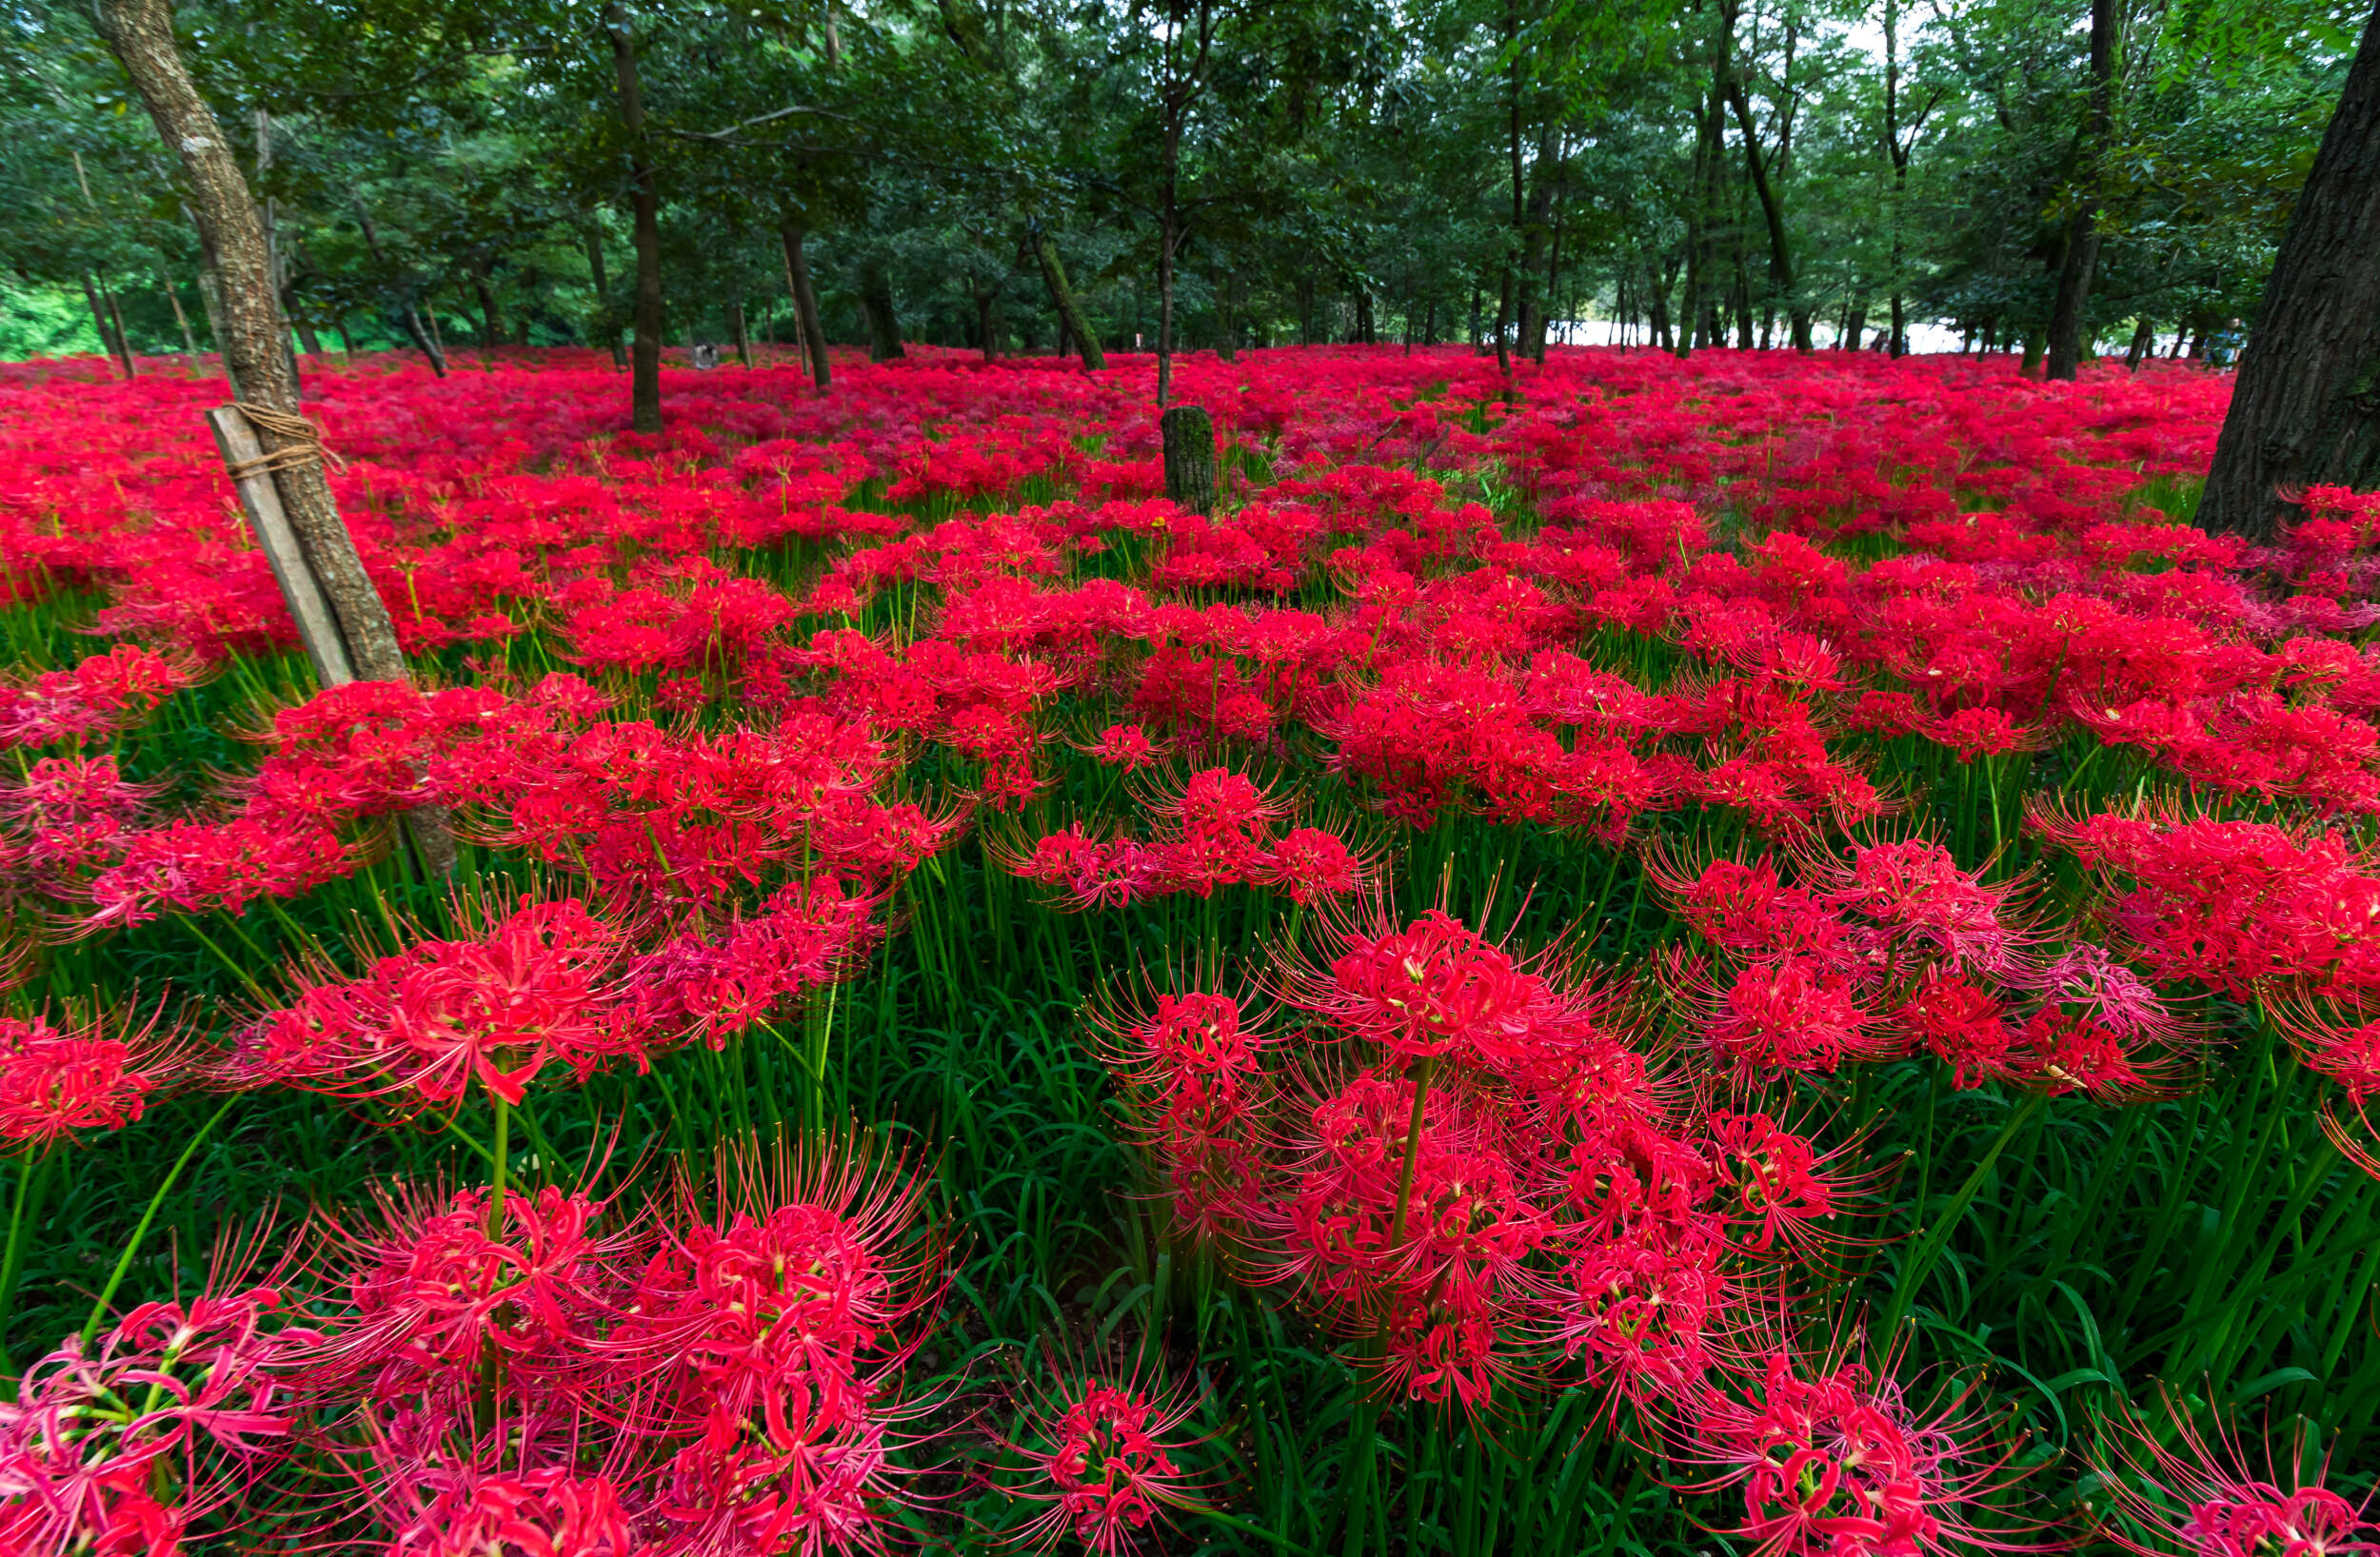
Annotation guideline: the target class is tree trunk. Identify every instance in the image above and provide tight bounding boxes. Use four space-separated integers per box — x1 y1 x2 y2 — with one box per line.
80 273 130 375
96 0 420 698
2199 4 2380 540
860 262 904 361
730 296 752 367
2124 316 2154 369
1030 224 1104 371
607 1 664 432
780 223 832 388
1160 404 1217 515
1498 0 1521 376
156 259 202 367
1517 122 1557 359
355 200 446 378
1726 79 1813 350
586 225 626 369
1157 215 1179 405
2046 0 2116 381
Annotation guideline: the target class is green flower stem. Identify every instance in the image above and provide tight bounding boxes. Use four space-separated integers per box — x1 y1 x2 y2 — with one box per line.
83 1093 241 1351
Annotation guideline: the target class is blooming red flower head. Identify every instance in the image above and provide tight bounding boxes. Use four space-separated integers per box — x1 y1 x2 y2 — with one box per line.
1305 909 1554 1064
1086 722 1160 772
237 896 631 1108
2094 1392 2377 1557
1677 1338 2047 1557
1003 1362 1207 1555
0 1007 182 1152
1254 825 1364 904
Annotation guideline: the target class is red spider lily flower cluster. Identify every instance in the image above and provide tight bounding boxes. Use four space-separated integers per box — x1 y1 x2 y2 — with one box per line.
0 1005 188 1151
997 1362 1207 1555
996 765 1365 911
2029 798 2380 1149
7 1137 949 1554
0 1275 309 1555
295 1139 946 1555
233 896 634 1107
0 643 196 750
2092 1394 2379 1557
1675 1335 2046 1557
1095 905 1861 1418
1649 838 2183 1098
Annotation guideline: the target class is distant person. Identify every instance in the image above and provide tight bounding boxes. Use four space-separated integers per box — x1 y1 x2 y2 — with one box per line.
2206 320 2244 369
692 341 721 370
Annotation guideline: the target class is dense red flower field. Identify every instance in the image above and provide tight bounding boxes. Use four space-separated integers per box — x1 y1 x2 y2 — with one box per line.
0 344 2375 1555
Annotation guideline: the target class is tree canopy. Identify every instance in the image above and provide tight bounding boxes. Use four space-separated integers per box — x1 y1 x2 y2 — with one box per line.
2 0 2366 376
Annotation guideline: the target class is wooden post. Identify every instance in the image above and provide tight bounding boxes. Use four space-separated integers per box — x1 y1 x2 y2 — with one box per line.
1160 404 1218 515
208 405 355 687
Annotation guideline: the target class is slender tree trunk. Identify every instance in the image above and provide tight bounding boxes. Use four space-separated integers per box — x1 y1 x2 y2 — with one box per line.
729 297 752 366
80 274 130 375
472 266 504 360
1726 78 1813 349
2046 0 2116 381
608 1 664 432
780 223 832 388
156 259 202 367
2200 2 2380 540
586 225 627 370
860 262 904 361
1030 224 1104 371
106 282 142 370
97 0 408 687
1497 0 1519 375
355 198 445 377
2124 316 2154 369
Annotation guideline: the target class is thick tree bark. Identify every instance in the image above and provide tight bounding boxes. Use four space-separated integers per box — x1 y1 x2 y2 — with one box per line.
1030 224 1104 371
2045 0 2116 381
1160 404 1218 515
2200 2 2380 540
780 223 832 388
607 1 664 432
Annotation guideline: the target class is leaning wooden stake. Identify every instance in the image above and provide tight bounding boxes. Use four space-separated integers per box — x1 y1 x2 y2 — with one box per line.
1160 404 1218 515
208 405 458 879
208 406 354 687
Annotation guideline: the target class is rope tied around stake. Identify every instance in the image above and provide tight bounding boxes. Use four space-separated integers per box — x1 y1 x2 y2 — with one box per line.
223 403 347 481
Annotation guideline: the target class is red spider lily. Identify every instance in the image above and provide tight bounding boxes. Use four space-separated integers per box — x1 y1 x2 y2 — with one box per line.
2092 1393 2377 1557
370 1464 641 1557
1282 907 1565 1066
618 1134 945 1552
0 1264 310 1556
1082 722 1160 772
0 642 198 749
1675 1338 2048 1557
1000 1361 1209 1555
233 895 635 1108
0 1003 188 1151
1251 825 1367 904
300 1180 635 1405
